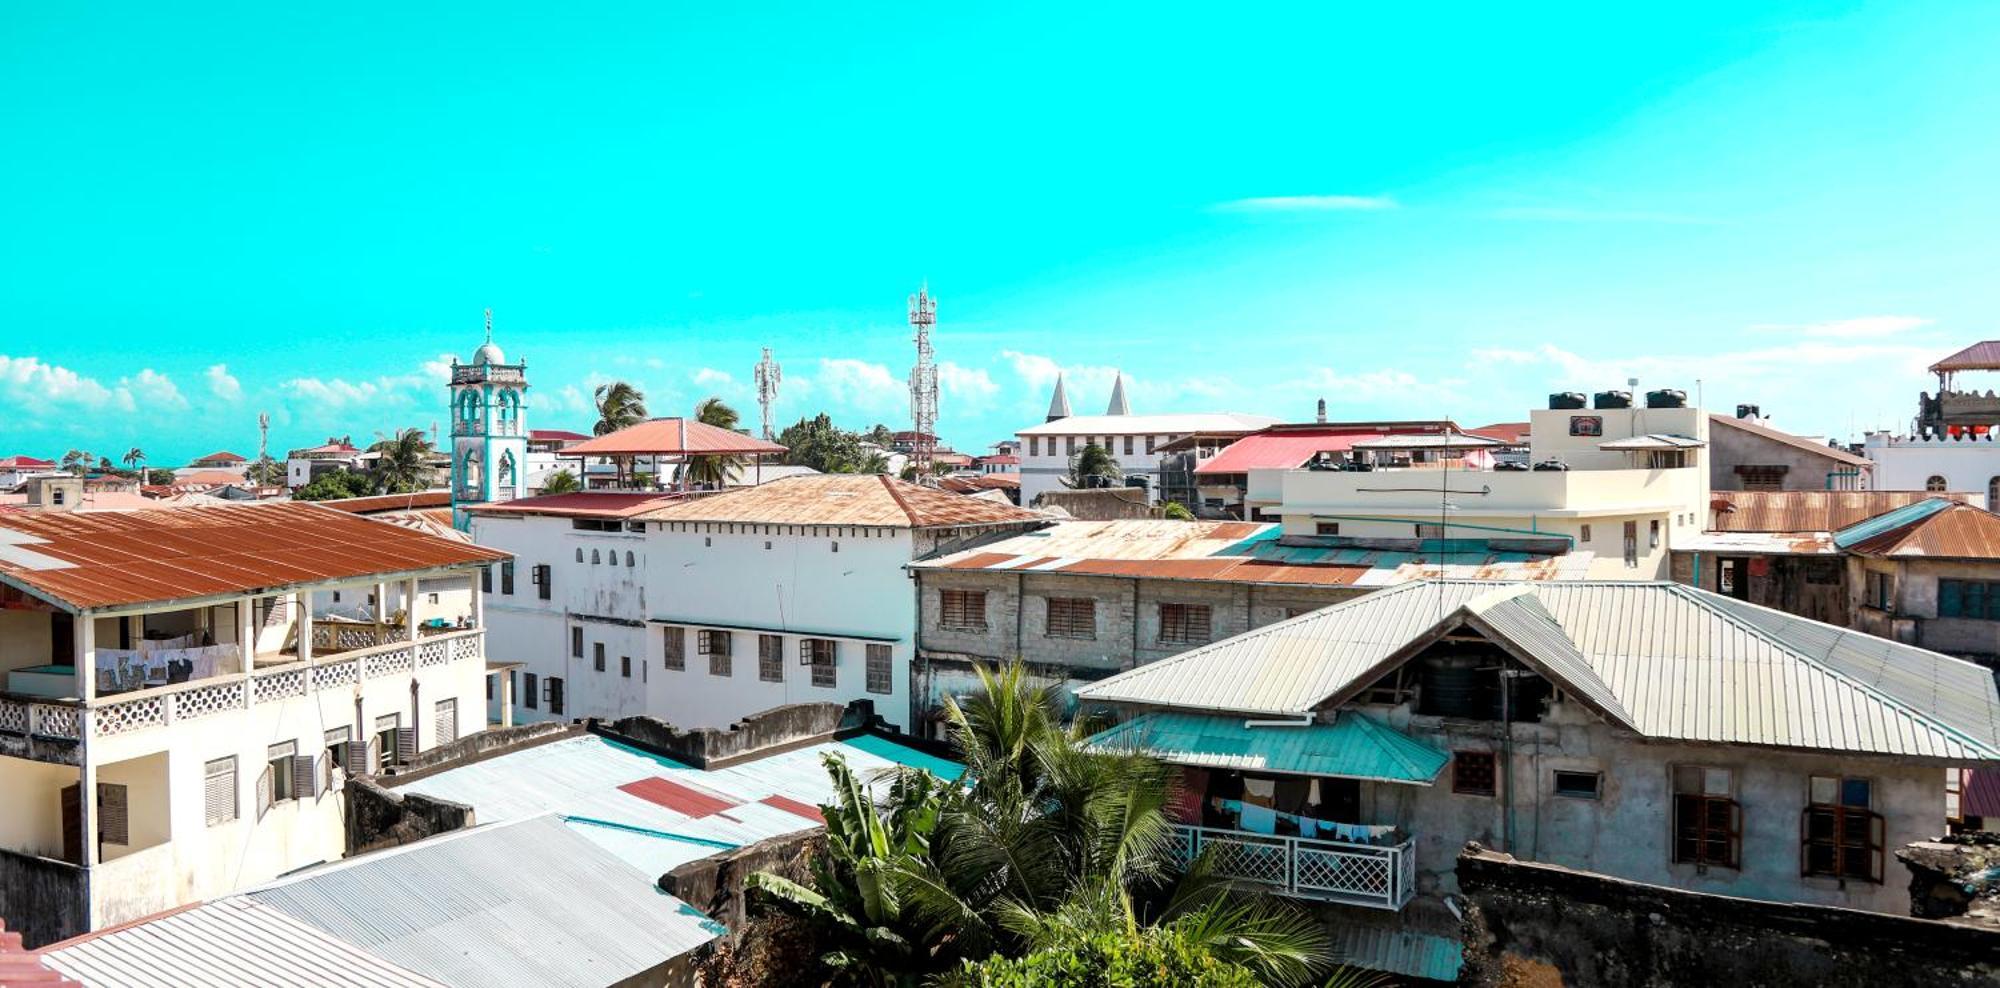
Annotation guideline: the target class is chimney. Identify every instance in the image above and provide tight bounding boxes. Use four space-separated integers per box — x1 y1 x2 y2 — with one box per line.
1316 398 1327 424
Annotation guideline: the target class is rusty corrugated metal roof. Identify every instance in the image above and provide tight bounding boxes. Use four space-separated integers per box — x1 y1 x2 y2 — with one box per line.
560 418 787 457
0 501 508 611
1931 341 2000 373
1709 490 1974 532
465 492 683 519
1840 500 2000 558
318 491 454 514
637 475 1045 528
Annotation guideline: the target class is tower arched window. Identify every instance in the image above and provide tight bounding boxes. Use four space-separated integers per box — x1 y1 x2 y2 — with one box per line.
625 551 635 567
456 390 480 424
460 450 481 493
1927 475 1948 492
575 548 584 563
499 451 516 488
591 549 601 564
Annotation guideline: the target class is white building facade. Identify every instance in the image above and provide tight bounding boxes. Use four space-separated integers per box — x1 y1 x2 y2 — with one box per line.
1015 374 1277 507
450 324 531 529
468 475 1043 734
1863 432 1998 507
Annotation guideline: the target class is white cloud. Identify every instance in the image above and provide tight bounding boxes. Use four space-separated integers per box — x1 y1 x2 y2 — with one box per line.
1214 195 1398 213
283 353 456 414
1489 206 1727 226
123 369 187 411
938 361 998 403
811 358 903 414
692 367 736 388
0 354 124 413
1751 315 1933 339
205 363 243 401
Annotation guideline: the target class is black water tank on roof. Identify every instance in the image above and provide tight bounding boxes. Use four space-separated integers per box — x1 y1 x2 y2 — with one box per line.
1419 655 1492 719
1593 390 1633 409
1549 392 1587 410
1646 389 1687 409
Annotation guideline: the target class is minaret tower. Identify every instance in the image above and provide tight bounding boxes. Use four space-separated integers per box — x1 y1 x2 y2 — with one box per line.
754 346 783 441
449 309 530 530
907 285 939 478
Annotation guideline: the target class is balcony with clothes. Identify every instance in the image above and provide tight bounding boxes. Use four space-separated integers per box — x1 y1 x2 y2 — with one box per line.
1086 710 1443 911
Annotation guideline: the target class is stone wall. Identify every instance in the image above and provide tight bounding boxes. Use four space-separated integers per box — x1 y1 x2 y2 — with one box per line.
1457 844 2000 988
345 777 474 855
386 720 579 783
0 848 87 949
599 702 863 770
659 827 825 940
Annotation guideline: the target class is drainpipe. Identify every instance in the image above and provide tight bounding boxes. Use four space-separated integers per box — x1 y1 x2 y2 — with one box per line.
1015 571 1026 661
1499 669 1515 853
1129 577 1142 670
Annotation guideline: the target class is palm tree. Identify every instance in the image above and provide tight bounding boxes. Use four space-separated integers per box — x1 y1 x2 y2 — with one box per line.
688 396 745 489
594 381 648 487
542 469 582 494
368 428 435 494
122 447 145 478
1067 444 1121 489
60 449 92 476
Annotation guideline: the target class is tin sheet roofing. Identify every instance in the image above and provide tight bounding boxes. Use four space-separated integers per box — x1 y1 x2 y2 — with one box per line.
1598 433 1707 450
1195 431 1374 475
1930 341 2000 373
1085 711 1449 784
1836 500 2000 558
44 898 446 988
1708 490 1973 533
464 491 681 519
0 501 507 611
560 418 787 457
242 815 719 988
1674 531 1837 555
1329 926 1463 983
1076 580 2000 761
1017 412 1278 437
319 491 455 515
637 474 1045 528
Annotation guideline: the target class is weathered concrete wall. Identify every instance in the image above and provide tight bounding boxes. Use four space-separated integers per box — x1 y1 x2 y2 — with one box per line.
1709 418 1865 492
0 732 79 767
1851 556 2000 662
1669 551 1849 625
0 848 88 948
345 777 474 855
387 720 579 783
1457 845 2000 988
599 702 858 770
659 827 824 941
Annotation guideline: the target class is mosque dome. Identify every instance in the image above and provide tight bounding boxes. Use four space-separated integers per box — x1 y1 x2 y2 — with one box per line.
472 340 506 366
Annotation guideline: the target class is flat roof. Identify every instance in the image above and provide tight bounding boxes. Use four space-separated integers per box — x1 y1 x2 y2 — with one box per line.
0 501 508 611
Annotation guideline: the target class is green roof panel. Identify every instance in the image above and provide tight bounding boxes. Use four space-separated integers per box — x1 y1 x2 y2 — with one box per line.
1084 711 1448 785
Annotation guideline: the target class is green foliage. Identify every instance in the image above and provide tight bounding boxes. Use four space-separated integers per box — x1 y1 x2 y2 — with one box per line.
950 927 1264 988
60 449 93 476
542 469 582 494
292 469 376 501
1160 501 1194 521
777 414 889 474
592 380 648 436
368 428 435 494
689 396 746 488
143 468 177 485
244 455 286 486
1068 444 1121 488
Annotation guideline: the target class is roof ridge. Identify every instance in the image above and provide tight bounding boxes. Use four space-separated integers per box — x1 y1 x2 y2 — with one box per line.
877 473 919 525
1670 584 2000 758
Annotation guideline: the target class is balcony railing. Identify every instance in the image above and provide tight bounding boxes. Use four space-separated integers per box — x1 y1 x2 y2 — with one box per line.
1170 824 1416 910
0 630 483 748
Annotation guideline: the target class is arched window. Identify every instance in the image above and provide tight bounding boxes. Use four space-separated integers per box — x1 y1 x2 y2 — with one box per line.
460 449 481 490
608 552 618 567
456 389 480 423
1927 475 1949 492
1989 476 2000 509
499 451 516 487
575 548 583 562
625 551 635 567
591 549 601 564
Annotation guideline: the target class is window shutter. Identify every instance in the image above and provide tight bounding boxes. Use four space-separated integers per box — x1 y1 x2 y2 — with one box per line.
61 784 82 864
256 764 273 819
364 734 381 775
97 783 129 846
206 757 237 825
435 699 458 745
292 753 316 801
396 727 418 763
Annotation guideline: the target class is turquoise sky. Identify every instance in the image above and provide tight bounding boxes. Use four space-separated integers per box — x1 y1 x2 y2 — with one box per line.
4 2 1998 463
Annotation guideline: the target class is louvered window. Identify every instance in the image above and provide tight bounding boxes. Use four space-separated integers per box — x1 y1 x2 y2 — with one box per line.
663 627 686 671
261 741 299 816
759 634 783 682
1158 603 1211 645
204 756 237 826
802 638 836 688
435 699 459 746
325 726 353 793
701 630 733 676
375 715 401 773
1046 598 1096 639
939 590 987 632
865 644 892 695
98 783 129 846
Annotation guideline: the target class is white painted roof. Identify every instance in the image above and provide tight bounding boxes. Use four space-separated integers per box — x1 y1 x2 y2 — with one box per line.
44 898 445 988
1076 580 2000 761
1016 412 1278 437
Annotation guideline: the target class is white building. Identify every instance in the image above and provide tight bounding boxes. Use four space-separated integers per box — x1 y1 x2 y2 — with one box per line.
468 473 1044 733
1260 397 1712 580
283 438 364 490
1016 372 1278 507
449 324 532 529
0 455 62 490
0 501 506 948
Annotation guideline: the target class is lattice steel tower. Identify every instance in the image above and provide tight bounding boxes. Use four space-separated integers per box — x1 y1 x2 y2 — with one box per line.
754 346 782 440
907 285 939 478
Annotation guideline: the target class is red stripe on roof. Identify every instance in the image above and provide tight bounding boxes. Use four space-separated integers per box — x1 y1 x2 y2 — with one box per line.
619 776 741 817
760 794 826 823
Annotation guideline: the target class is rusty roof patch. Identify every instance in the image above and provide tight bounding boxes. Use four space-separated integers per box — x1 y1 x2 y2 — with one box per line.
0 501 508 611
638 475 1045 528
1708 490 1975 532
1841 501 2000 559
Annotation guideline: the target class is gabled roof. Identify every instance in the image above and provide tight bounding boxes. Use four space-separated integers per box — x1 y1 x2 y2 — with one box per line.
1466 422 1530 444
1836 499 2000 558
561 419 786 458
1709 414 1870 467
1930 341 2000 373
316 490 454 515
1708 490 1974 532
0 502 508 611
1076 580 2000 762
191 450 247 463
0 455 57 469
636 475 1045 528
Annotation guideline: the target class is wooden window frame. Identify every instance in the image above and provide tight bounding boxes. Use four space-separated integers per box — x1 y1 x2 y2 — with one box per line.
704 630 733 677
1045 597 1097 640
1801 775 1884 883
663 627 686 671
1157 602 1212 645
801 638 836 688
1452 751 1497 797
1553 770 1601 799
865 643 892 695
1672 765 1741 870
939 589 988 633
758 634 783 683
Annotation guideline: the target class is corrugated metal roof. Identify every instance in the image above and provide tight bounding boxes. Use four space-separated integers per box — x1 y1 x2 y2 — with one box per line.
559 418 788 457
1017 412 1279 437
637 475 1045 528
1836 500 2000 559
1597 433 1706 450
1329 926 1463 983
1464 589 1635 729
319 491 455 515
243 815 719 988
1708 490 1974 532
1930 341 2000 372
1673 531 1836 555
1084 711 1448 784
1076 580 2000 761
0 502 508 611
464 491 682 519
44 898 447 988
1196 431 1385 475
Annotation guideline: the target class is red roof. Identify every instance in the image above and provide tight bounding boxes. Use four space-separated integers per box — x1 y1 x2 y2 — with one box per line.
1466 422 1531 444
0 501 507 611
1842 501 2000 559
1194 431 1370 475
529 429 592 443
293 441 360 456
318 490 454 514
1931 341 2000 373
464 492 682 519
561 419 787 458
978 455 1020 465
174 470 246 486
192 450 247 464
0 455 57 469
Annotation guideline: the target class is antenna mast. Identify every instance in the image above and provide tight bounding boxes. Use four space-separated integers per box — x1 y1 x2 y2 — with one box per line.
754 347 783 440
908 285 939 479
257 412 270 464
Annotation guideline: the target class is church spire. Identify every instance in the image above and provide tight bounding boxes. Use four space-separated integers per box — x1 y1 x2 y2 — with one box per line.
1105 372 1130 416
1046 373 1072 422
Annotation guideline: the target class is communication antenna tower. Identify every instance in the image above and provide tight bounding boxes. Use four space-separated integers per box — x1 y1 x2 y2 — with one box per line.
257 412 270 464
754 347 783 440
907 285 939 479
